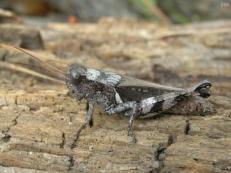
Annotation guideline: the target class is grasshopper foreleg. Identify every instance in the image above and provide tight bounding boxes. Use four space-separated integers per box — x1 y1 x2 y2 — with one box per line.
71 101 94 149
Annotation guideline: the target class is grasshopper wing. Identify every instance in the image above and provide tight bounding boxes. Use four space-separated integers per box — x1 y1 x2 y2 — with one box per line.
116 76 184 102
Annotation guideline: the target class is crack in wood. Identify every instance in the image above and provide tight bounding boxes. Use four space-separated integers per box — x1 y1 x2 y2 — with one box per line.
0 51 8 61
68 155 75 171
60 132 66 148
152 134 176 173
1 114 20 143
184 120 191 135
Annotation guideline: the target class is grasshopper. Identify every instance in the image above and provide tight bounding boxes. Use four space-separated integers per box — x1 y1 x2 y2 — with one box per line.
0 45 212 146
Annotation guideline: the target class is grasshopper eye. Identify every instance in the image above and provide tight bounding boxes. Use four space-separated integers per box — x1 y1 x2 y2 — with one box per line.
70 69 80 79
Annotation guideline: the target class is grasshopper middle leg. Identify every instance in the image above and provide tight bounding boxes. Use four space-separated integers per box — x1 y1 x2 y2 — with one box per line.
105 101 138 143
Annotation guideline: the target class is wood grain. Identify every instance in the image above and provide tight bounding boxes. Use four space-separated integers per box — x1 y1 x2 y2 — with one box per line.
0 18 230 173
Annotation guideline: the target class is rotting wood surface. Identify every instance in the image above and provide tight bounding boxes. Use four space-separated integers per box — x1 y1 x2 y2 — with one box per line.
0 18 230 173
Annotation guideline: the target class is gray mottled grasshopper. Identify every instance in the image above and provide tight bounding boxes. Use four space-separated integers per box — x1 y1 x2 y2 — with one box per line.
66 64 211 144
0 45 212 146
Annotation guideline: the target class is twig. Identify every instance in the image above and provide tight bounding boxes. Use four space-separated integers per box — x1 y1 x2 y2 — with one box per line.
157 27 231 39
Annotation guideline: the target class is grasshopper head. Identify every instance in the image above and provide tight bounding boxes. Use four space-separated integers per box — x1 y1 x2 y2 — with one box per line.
66 64 87 100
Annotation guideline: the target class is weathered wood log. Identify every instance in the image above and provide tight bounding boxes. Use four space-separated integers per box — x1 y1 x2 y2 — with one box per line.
0 18 230 173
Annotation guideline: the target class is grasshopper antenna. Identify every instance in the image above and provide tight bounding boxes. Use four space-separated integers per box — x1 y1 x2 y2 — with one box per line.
0 44 67 82
0 61 65 84
0 44 65 75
